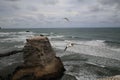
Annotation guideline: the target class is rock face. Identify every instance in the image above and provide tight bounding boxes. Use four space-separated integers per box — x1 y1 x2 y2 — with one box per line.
23 36 56 67
12 36 65 80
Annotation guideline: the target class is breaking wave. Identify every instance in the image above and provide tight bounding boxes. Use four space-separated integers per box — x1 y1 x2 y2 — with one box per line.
52 39 120 60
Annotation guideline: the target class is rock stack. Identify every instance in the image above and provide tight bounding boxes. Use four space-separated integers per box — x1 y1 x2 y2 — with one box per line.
12 36 65 80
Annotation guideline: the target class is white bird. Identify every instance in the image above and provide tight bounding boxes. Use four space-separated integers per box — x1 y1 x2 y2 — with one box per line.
64 41 74 51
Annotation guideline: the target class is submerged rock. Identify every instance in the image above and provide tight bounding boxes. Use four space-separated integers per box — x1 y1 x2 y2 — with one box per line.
12 36 65 80
26 31 30 32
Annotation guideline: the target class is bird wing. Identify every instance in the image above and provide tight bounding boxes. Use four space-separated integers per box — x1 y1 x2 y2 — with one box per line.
64 47 68 51
64 18 69 22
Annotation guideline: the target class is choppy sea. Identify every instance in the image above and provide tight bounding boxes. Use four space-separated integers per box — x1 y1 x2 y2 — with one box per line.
0 28 120 80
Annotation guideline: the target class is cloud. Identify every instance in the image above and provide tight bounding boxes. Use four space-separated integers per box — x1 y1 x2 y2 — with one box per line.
99 0 120 9
40 0 58 5
5 0 20 2
99 0 120 5
89 5 102 12
0 0 120 28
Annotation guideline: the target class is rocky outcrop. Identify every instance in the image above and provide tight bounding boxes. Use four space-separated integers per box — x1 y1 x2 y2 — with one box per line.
12 36 65 80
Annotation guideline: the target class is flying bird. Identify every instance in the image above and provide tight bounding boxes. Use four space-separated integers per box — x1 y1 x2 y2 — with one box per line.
64 41 74 51
64 17 69 22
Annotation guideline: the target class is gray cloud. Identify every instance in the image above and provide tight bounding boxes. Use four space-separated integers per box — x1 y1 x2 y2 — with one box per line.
5 0 20 2
0 5 15 15
27 6 38 11
99 0 120 5
89 5 102 12
0 0 120 28
11 5 20 10
99 0 120 9
41 0 58 5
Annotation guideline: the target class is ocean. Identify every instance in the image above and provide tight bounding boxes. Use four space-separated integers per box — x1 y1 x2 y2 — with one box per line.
0 28 120 80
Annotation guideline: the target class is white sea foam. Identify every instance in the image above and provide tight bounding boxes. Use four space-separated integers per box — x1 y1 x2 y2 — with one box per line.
1 36 33 43
51 40 106 49
51 40 120 60
17 31 34 34
14 45 24 48
0 32 16 37
85 62 105 68
48 35 64 39
0 32 16 35
40 33 50 36
0 31 35 43
72 40 106 47
109 48 120 52
0 32 65 43
51 41 66 48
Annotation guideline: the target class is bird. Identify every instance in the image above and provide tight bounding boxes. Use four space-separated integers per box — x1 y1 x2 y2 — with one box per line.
64 17 69 22
64 41 74 51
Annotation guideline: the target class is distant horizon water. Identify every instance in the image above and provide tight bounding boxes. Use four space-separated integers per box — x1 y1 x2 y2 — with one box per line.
1 27 120 29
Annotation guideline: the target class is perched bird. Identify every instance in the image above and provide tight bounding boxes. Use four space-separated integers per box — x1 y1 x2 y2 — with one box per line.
64 42 74 51
64 17 69 22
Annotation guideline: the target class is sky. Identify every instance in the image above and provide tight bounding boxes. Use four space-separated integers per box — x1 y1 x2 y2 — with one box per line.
0 0 120 28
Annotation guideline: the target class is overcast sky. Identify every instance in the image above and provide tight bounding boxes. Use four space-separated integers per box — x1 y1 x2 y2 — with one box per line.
0 0 120 28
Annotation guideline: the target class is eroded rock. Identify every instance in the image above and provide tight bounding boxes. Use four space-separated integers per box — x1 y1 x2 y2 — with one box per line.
12 36 65 80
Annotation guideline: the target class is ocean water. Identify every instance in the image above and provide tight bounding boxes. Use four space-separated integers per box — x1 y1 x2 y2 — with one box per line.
0 28 120 80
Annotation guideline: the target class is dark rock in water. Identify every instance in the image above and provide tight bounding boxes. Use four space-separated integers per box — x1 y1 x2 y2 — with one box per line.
0 48 23 57
40 34 44 36
12 36 65 80
26 31 30 32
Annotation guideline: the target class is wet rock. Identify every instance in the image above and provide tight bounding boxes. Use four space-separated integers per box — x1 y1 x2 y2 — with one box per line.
26 31 30 32
12 36 65 80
